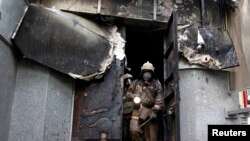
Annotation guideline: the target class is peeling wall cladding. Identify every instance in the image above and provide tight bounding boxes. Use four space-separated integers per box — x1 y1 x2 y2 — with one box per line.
179 69 239 141
178 27 239 69
176 0 238 69
72 59 123 140
198 28 238 68
0 41 17 141
0 0 27 43
13 4 114 80
8 59 74 141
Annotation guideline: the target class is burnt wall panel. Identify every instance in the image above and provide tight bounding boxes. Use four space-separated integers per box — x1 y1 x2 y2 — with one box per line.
175 0 201 25
156 0 174 21
0 41 17 141
178 27 239 69
8 59 74 141
204 0 226 29
31 0 155 20
39 0 98 14
176 1 235 70
72 59 123 140
13 4 115 80
101 0 153 20
163 12 180 141
175 0 226 28
30 0 175 23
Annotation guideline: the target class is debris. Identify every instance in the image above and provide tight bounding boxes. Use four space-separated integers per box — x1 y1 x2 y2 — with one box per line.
182 47 222 69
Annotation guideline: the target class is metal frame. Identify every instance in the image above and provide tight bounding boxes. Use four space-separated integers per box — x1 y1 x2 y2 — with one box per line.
163 12 180 141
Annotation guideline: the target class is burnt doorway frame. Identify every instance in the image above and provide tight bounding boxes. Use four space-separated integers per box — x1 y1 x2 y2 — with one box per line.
71 12 179 141
162 12 180 141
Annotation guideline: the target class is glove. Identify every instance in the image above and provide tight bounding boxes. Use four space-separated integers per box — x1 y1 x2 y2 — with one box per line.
150 108 158 119
126 93 136 100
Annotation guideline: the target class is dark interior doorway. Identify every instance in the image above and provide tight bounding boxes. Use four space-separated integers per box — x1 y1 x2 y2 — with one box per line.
125 27 164 83
124 27 166 141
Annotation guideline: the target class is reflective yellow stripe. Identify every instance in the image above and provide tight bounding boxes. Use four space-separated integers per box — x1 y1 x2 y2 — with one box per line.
131 116 139 120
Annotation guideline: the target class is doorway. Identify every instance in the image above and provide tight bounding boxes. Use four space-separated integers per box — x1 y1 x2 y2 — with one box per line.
123 13 179 141
125 27 164 83
71 13 179 141
123 27 165 141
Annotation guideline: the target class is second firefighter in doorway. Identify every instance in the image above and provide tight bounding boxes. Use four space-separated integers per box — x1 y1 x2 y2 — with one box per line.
126 61 163 141
123 73 133 141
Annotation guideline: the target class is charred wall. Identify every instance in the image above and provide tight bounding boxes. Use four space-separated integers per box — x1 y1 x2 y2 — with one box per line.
72 59 123 140
30 0 173 22
0 0 247 141
29 0 239 70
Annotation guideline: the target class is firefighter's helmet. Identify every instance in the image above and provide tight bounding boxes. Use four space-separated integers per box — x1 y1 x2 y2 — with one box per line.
123 73 133 80
141 61 155 72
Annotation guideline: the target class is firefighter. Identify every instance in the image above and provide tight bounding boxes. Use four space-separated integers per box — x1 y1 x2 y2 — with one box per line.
126 61 163 141
122 73 133 141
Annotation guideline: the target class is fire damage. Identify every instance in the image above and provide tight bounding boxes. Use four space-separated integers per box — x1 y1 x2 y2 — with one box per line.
178 27 239 69
12 4 125 81
0 1 242 141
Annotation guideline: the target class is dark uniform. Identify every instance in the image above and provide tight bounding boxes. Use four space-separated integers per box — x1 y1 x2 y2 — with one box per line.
126 78 163 141
122 74 133 141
